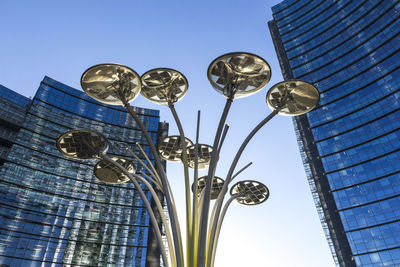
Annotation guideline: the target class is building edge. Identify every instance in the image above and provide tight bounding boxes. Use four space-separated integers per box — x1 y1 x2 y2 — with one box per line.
146 121 169 267
268 20 355 267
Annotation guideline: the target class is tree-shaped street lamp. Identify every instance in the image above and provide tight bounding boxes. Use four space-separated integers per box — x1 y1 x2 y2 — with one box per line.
56 52 320 267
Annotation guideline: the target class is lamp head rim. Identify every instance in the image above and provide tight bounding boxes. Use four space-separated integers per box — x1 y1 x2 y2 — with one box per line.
56 129 109 160
80 63 140 90
141 67 189 89
207 51 272 99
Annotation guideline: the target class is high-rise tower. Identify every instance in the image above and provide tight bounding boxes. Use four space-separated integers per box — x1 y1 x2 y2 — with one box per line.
269 1 400 266
0 76 166 266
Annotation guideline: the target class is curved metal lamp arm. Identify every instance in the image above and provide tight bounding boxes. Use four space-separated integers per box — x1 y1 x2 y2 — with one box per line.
125 147 162 187
135 143 162 185
123 102 184 267
192 111 201 264
197 188 207 222
191 110 201 267
217 124 230 155
230 162 253 182
128 145 180 218
226 109 279 185
198 98 232 267
207 108 280 267
207 194 243 267
168 103 193 267
100 154 172 267
139 171 164 192
206 161 252 255
205 193 221 263
132 172 177 267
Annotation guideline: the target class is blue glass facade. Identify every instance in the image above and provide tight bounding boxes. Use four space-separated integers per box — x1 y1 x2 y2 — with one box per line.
270 1 400 266
0 77 165 266
0 85 30 165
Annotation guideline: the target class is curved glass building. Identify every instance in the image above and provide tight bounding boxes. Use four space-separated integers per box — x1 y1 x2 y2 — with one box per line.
0 77 166 266
269 1 400 266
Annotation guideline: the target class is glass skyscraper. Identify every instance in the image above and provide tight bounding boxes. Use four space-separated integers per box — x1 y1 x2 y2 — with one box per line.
0 76 166 266
269 1 400 266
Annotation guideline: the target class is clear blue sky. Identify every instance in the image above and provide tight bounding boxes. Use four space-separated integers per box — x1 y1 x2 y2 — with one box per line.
1 1 335 266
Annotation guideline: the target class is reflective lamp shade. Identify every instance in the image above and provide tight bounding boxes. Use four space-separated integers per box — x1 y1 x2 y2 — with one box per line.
158 135 193 161
266 80 320 116
141 68 188 105
186 144 213 170
81 63 141 106
191 176 224 200
207 52 271 100
230 180 269 206
94 157 136 184
56 129 109 160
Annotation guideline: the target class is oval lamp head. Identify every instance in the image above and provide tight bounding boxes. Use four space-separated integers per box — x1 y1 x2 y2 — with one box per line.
141 68 188 105
94 157 136 184
266 80 320 116
230 180 269 206
207 52 271 100
192 176 225 200
158 135 193 161
81 63 141 106
186 144 213 170
56 129 109 160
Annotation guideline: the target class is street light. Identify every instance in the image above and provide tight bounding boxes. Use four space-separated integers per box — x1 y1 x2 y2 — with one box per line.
56 52 319 267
